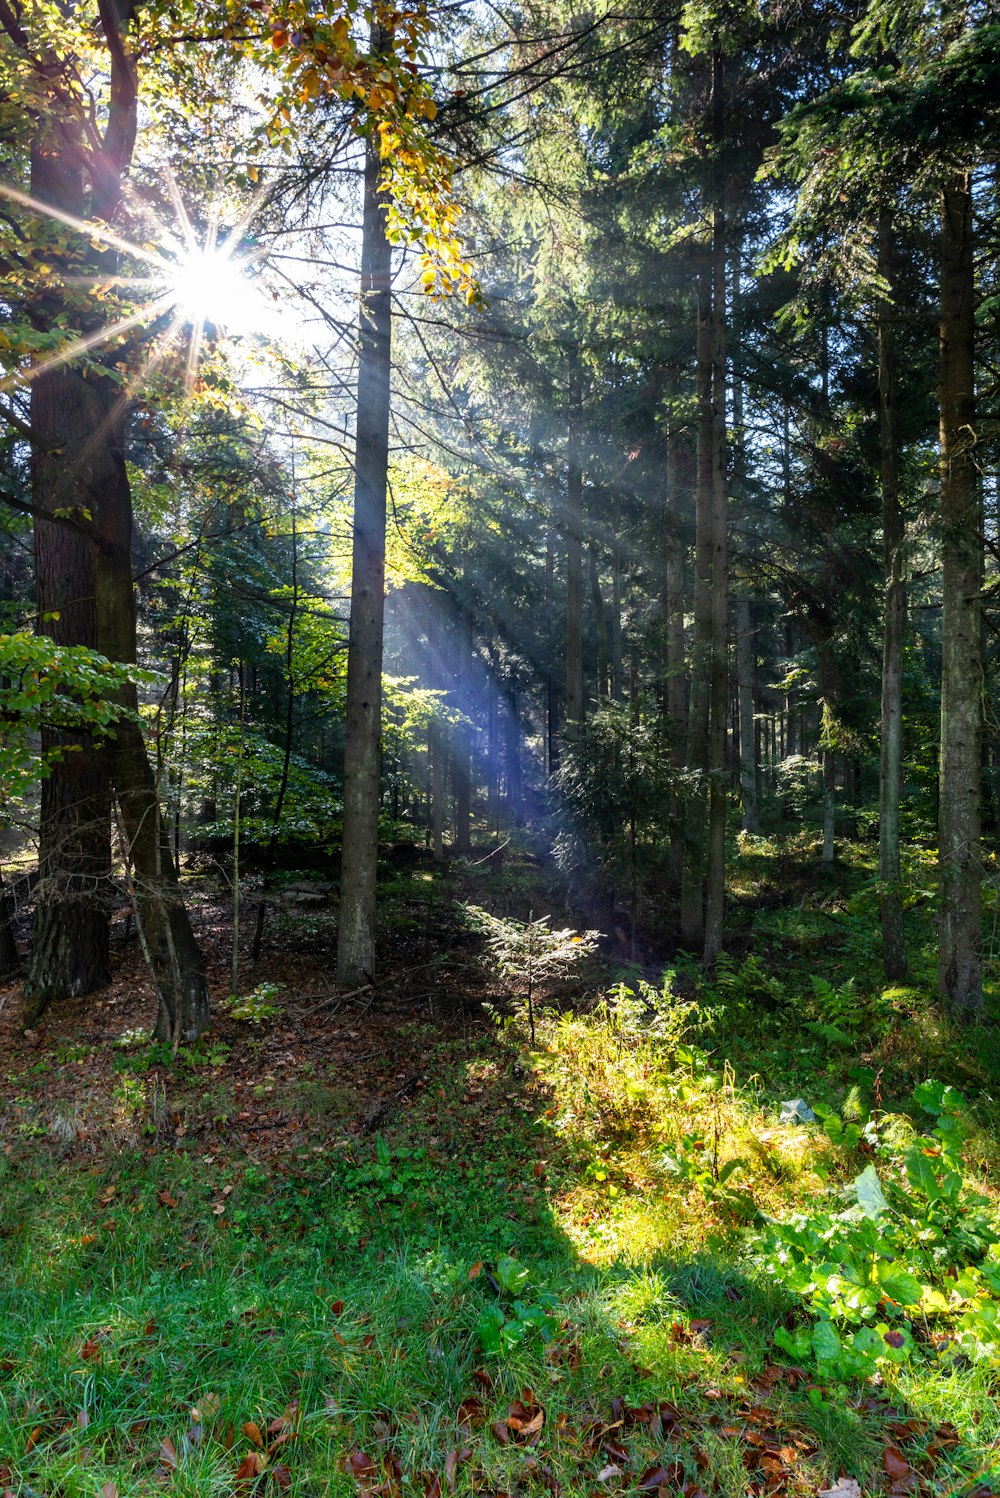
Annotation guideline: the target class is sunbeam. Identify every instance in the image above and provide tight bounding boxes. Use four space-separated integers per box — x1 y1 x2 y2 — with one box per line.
0 171 282 398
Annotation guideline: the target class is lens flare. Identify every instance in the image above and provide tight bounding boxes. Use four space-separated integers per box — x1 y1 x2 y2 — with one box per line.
167 244 263 335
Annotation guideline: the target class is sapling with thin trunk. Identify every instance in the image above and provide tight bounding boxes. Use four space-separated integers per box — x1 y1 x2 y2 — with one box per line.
464 904 600 1045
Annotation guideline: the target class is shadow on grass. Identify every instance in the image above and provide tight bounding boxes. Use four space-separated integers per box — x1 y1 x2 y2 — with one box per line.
1 1030 996 1498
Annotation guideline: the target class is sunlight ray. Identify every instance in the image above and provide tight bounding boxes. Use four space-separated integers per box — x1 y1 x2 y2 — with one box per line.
0 293 175 393
0 181 164 268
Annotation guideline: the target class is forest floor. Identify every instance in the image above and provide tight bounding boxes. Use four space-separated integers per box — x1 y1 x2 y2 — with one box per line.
1 834 1000 1498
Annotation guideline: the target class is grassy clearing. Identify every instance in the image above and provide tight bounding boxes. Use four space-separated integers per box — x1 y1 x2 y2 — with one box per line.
2 836 999 1496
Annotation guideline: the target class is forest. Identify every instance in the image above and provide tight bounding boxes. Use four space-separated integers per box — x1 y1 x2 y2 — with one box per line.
2 0 1000 1494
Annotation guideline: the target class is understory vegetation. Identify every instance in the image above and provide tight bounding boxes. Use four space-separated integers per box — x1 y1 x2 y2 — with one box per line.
2 841 999 1497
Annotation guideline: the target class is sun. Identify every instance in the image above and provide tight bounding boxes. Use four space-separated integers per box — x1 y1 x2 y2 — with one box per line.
166 244 263 335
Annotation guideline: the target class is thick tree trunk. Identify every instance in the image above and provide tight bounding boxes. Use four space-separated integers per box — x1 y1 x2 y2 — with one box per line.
336 127 392 987
937 173 982 1016
91 411 210 1043
877 211 908 981
23 140 111 1018
0 871 17 981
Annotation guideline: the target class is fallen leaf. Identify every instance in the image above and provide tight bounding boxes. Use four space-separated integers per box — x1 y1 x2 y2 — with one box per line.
81 1338 102 1361
444 1446 472 1491
193 1393 221 1422
638 1463 683 1491
100 1483 118 1498
158 1436 178 1471
883 1446 910 1482
457 1396 486 1431
243 1421 265 1449
422 1474 443 1498
597 1465 622 1483
818 1481 861 1498
235 1452 264 1484
346 1450 377 1479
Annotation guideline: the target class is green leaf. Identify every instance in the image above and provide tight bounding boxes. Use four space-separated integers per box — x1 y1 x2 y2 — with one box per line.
875 1267 923 1306
853 1165 890 1220
903 1145 941 1201
811 1319 841 1365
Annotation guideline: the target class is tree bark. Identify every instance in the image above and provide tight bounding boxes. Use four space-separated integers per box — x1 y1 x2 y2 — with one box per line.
937 172 982 1016
429 716 446 861
662 410 688 882
821 749 836 864
877 210 908 981
588 541 610 703
565 376 584 742
452 606 473 855
679 254 715 950
702 101 729 966
505 691 523 822
0 870 20 981
88 394 210 1043
23 135 111 1018
336 122 392 987
736 596 758 834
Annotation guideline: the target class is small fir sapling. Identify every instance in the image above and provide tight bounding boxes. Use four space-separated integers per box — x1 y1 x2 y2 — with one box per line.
464 904 600 1043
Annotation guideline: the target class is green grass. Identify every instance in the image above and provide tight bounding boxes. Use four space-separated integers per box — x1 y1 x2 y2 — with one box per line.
3 834 1000 1495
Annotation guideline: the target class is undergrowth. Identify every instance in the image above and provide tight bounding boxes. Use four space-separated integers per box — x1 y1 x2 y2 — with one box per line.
2 836 1000 1495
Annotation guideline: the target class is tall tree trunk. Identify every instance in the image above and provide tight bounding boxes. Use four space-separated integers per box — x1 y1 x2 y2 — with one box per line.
821 749 836 864
588 541 610 703
453 607 473 855
679 255 715 950
336 124 392 987
23 138 111 1019
730 242 757 837
703 100 729 966
736 596 758 834
565 375 584 742
429 714 446 861
937 171 982 1016
505 692 523 822
663 411 688 882
90 428 209 1042
877 210 908 981
0 869 18 981
610 492 624 701
545 520 558 774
